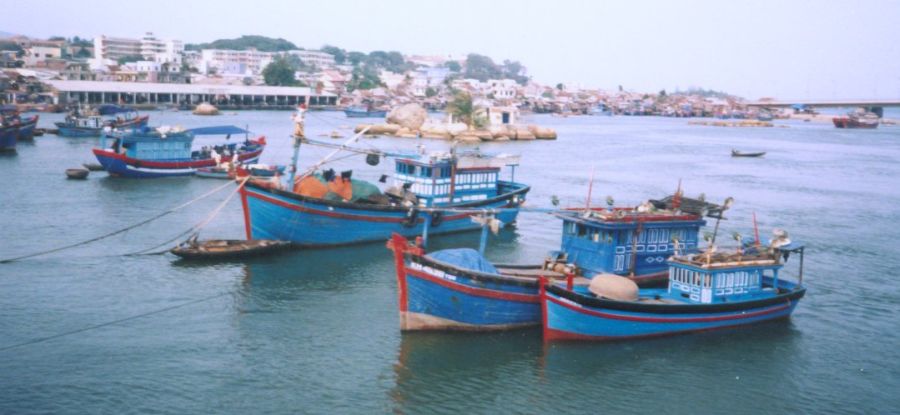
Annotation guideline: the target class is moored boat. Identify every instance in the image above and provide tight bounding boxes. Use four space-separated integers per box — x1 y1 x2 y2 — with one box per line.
731 149 766 157
541 233 807 341
1 106 39 141
55 107 149 137
344 106 388 118
0 123 18 153
833 111 879 129
170 238 292 260
240 142 529 246
65 168 90 179
92 125 266 178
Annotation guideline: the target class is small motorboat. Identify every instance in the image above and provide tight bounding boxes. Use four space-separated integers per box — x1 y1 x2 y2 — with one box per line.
66 168 90 179
170 237 292 260
731 149 766 158
82 162 104 171
195 166 234 180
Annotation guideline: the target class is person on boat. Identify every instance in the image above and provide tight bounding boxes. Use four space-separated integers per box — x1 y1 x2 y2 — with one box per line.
292 103 307 138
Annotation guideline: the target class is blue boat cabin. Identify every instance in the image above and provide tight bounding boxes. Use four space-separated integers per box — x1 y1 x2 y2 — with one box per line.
393 158 500 207
557 209 706 277
667 254 784 304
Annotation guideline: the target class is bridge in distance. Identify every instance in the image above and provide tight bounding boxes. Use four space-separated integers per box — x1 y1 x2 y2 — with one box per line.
744 99 900 117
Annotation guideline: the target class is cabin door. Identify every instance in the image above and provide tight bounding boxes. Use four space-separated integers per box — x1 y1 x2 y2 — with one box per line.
502 112 510 124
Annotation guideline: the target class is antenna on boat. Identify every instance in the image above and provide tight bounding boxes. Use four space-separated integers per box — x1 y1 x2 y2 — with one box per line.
673 179 683 211
709 196 734 248
585 165 595 211
752 211 761 248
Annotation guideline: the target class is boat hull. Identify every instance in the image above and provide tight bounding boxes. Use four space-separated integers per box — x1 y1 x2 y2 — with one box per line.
55 124 102 137
0 125 17 152
93 147 263 178
390 240 541 331
344 109 388 118
16 116 38 141
542 279 805 341
240 182 529 246
833 117 878 129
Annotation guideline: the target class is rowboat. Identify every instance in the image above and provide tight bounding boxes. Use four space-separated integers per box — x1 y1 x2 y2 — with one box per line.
170 238 292 260
542 237 806 341
65 168 90 179
93 125 265 178
731 149 766 158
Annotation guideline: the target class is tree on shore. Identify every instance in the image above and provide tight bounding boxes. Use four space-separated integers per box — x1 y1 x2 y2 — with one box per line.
448 91 483 130
262 56 298 86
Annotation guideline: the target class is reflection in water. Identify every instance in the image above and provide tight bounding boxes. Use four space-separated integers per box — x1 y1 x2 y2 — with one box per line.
390 330 542 413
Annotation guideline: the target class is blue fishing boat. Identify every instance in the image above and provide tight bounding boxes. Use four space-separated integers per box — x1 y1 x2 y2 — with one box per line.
55 107 149 137
385 195 721 331
344 106 388 118
0 123 18 153
92 125 266 178
0 106 38 141
241 145 529 246
541 233 806 341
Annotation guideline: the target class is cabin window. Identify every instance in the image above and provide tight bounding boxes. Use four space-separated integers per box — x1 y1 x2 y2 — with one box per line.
421 167 433 177
592 231 600 242
577 224 588 237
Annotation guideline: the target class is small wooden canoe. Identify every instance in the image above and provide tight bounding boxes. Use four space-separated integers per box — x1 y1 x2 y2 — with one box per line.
170 239 292 260
66 168 90 179
731 149 766 158
82 162 104 171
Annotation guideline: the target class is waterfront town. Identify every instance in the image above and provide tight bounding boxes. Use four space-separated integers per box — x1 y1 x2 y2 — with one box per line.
1 31 773 119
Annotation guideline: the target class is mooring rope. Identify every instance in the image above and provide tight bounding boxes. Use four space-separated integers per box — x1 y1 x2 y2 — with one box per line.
124 178 250 256
0 180 237 264
0 291 231 352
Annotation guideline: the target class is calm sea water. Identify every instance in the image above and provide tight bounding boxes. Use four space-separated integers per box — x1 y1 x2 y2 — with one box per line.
1 111 899 414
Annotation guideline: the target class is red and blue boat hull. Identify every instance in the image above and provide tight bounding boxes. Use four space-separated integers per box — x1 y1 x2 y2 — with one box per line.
541 279 805 341
389 235 540 331
16 115 38 141
240 182 529 246
93 147 263 178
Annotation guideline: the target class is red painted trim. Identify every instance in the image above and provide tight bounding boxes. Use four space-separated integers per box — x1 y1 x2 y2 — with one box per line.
539 277 549 340
546 294 791 323
389 234 410 312
406 268 539 303
239 186 253 240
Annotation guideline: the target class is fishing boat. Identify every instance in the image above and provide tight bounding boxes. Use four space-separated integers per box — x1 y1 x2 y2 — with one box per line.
55 107 150 137
756 110 774 122
344 106 388 118
0 123 18 153
833 111 879 129
195 166 234 180
541 232 806 341
385 193 721 331
731 149 766 158
1 106 39 141
240 136 530 246
170 237 291 260
92 125 266 178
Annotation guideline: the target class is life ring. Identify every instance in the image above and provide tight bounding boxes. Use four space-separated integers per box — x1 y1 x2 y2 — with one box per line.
402 208 419 228
430 211 443 227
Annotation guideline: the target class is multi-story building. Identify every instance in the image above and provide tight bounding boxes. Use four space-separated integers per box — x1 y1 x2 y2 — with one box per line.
23 40 63 66
198 49 274 75
94 32 183 65
94 35 142 61
285 50 335 68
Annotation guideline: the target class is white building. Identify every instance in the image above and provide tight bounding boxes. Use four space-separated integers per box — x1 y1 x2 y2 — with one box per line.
94 32 183 66
488 79 518 99
199 49 274 75
23 41 63 66
94 35 142 61
285 50 335 68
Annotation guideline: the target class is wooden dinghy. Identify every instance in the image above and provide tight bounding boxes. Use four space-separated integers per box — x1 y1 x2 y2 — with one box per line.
731 149 766 158
170 238 292 260
65 168 90 179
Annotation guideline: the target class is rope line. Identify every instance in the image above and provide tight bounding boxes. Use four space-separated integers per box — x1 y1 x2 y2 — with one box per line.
0 292 231 352
0 180 236 264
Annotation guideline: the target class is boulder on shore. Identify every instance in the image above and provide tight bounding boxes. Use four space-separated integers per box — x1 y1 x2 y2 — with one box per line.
528 125 558 140
454 133 481 144
387 103 428 130
193 103 219 116
355 124 400 135
513 128 536 140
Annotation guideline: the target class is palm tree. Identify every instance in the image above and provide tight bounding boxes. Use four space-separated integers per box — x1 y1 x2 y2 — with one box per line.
447 91 475 129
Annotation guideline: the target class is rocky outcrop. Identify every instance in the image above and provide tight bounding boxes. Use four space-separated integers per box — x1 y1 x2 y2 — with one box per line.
352 119 557 143
528 125 558 140
386 103 428 130
192 103 219 116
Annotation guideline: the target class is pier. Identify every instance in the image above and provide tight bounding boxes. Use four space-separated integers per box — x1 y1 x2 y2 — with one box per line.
42 80 338 109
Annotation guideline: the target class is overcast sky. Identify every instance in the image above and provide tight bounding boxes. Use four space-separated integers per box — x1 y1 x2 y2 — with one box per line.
5 0 900 99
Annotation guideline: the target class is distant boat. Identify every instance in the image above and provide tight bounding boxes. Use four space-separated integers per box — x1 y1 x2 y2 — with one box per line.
833 111 879 129
1 106 39 141
0 123 18 153
756 111 774 122
55 109 150 137
731 149 766 158
344 106 388 118
92 125 266 178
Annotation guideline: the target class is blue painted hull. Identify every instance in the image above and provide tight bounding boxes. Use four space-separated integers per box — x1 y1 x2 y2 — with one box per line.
394 249 541 331
240 182 529 246
344 109 388 118
93 148 263 179
57 126 102 137
16 116 38 141
542 278 805 341
0 126 17 152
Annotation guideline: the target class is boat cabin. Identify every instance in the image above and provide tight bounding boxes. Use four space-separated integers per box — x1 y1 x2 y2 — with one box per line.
666 248 789 304
556 208 706 277
393 152 518 207
102 125 251 162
